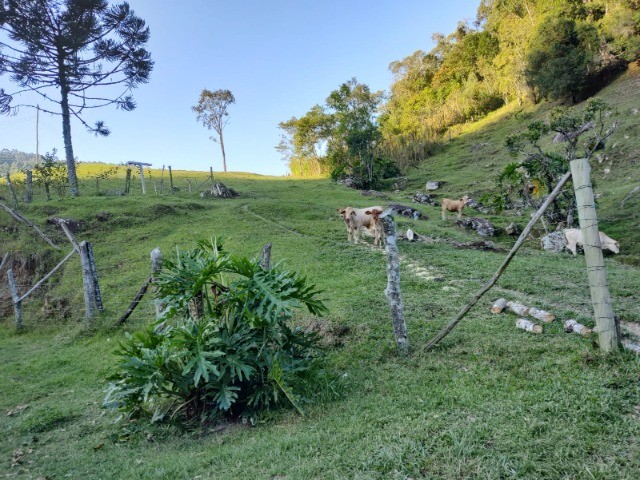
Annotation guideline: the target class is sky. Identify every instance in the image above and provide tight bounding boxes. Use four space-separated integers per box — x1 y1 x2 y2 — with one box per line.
0 0 481 177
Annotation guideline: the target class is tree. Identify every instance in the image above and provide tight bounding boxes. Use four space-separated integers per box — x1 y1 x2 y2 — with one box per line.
192 89 235 173
32 149 68 200
0 0 153 197
525 16 598 103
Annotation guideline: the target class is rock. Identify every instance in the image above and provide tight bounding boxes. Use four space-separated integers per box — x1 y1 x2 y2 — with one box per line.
337 176 358 188
47 217 84 232
200 182 239 198
426 181 444 191
406 229 415 241
505 222 522 236
540 231 567 253
392 177 408 190
95 212 111 222
412 192 438 206
360 190 390 199
456 217 496 237
388 203 424 220
465 198 490 214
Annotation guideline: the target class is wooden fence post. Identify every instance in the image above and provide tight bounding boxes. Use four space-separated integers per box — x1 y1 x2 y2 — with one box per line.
85 242 103 312
381 210 409 355
260 243 272 270
5 173 19 209
7 268 23 330
151 247 164 319
25 171 32 204
125 167 131 194
78 241 97 321
570 158 619 353
168 166 174 194
139 165 146 194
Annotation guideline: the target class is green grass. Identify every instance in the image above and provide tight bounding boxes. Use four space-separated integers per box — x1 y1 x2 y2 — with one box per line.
1 68 640 479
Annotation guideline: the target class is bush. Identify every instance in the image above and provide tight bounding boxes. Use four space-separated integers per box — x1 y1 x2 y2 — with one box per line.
104 239 329 425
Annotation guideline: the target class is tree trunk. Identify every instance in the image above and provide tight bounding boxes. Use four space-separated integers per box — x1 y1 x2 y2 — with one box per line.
60 87 79 197
219 132 227 173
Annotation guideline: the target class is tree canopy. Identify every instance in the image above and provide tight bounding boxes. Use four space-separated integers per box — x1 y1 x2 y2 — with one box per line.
0 0 153 196
192 89 235 173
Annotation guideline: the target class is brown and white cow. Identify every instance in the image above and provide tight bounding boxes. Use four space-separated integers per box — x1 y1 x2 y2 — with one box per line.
337 206 383 244
563 228 620 256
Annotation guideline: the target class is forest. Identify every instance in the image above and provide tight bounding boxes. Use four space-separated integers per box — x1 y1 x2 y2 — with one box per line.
279 0 640 184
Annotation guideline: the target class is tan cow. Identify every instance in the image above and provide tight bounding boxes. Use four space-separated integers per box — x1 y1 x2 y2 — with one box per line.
365 208 384 247
563 228 620 256
337 206 383 244
441 195 469 220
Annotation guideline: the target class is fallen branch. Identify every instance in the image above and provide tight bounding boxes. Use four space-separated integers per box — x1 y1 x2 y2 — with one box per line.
0 200 61 250
424 170 572 352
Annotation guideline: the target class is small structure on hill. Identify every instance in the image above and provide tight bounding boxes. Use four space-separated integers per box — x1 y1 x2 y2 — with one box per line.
127 161 152 194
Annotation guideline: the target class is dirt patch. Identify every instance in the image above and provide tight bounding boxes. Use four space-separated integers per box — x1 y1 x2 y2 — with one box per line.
302 318 351 347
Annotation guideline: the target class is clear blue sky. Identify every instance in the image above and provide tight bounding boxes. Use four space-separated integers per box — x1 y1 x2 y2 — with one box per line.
1 0 481 176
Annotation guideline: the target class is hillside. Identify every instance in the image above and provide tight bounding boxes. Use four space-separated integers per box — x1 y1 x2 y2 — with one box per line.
1 70 640 478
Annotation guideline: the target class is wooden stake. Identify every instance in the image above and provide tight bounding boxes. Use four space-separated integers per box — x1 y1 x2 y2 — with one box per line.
7 268 23 330
570 158 619 352
117 277 151 326
381 210 409 355
151 247 163 319
125 167 131 194
86 242 103 312
425 170 572 351
79 241 97 321
139 165 146 194
260 243 272 270
169 166 174 194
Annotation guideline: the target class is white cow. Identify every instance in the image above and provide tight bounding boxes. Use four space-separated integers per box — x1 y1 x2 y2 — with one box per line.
337 206 383 244
563 228 620 256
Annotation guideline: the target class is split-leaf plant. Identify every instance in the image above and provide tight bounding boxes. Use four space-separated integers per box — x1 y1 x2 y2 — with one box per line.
104 239 328 426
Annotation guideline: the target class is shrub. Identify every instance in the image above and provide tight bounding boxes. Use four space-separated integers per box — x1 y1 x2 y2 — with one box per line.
104 239 328 425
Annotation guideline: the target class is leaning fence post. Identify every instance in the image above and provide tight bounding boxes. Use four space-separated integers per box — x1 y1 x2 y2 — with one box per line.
85 242 103 312
7 268 23 330
381 209 409 355
168 166 175 194
5 173 19 209
151 247 163 319
570 158 619 353
79 241 97 321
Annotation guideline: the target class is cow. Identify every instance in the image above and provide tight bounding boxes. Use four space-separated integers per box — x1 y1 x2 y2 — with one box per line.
337 206 383 244
563 228 620 256
441 195 469 220
365 208 384 247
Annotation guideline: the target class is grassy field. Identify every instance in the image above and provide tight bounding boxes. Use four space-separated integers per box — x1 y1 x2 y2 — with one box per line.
1 69 640 479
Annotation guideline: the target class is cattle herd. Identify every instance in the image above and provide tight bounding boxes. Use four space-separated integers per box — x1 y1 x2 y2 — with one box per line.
338 195 620 255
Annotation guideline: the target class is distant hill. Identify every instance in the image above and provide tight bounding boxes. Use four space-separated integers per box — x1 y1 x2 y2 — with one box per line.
0 149 38 175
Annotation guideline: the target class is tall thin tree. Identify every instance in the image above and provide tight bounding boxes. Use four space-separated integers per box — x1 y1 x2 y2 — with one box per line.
0 0 153 197
192 89 235 173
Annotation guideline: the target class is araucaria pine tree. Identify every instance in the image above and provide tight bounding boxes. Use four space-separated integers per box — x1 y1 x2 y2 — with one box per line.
0 0 153 197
